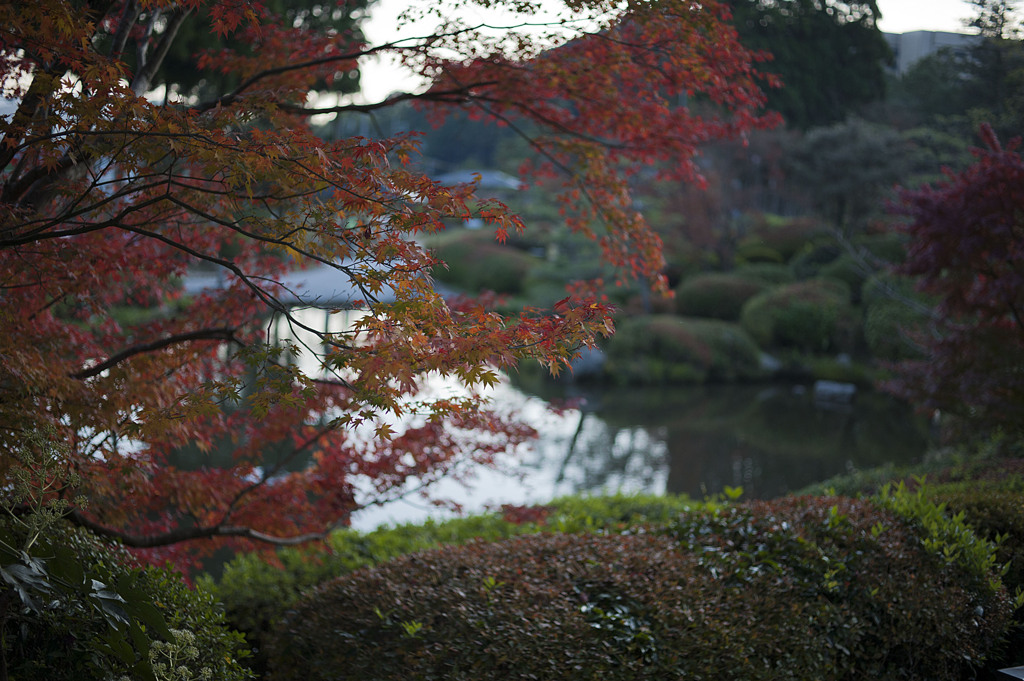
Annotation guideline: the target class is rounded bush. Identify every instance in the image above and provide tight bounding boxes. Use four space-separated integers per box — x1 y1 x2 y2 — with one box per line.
732 262 795 286
819 254 867 302
674 273 769 320
790 242 842 279
604 315 763 383
431 231 538 294
853 231 907 264
864 300 928 361
269 497 1012 681
740 215 826 262
734 242 784 264
740 279 851 352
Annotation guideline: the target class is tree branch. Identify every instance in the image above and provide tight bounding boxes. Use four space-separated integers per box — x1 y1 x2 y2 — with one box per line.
69 327 240 380
67 509 329 547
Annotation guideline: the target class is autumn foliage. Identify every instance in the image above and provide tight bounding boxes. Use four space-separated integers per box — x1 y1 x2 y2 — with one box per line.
890 124 1024 432
0 0 776 567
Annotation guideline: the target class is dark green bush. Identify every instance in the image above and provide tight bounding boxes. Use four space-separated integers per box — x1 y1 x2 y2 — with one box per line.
209 514 537 676
864 300 928 361
269 496 1013 681
740 215 826 262
430 231 538 294
922 470 1024 670
926 480 1024 596
790 241 842 279
819 254 867 302
740 279 852 352
605 315 763 384
0 521 250 681
853 231 907 264
674 273 769 321
210 494 700 676
732 262 795 286
734 242 784 264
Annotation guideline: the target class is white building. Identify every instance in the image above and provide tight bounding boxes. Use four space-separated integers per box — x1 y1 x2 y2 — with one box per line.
884 30 980 74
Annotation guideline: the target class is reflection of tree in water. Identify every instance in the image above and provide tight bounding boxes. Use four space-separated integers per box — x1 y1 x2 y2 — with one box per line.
546 411 668 496
518 379 930 501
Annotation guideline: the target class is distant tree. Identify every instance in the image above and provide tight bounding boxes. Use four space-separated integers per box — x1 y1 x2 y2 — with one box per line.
888 125 1024 434
786 118 908 234
154 0 372 98
891 1 1024 137
727 0 891 129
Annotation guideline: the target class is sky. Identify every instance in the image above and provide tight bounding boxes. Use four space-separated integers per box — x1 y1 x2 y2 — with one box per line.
876 0 971 33
355 0 978 102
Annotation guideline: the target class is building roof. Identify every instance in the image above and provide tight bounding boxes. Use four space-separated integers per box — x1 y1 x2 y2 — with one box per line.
183 262 397 308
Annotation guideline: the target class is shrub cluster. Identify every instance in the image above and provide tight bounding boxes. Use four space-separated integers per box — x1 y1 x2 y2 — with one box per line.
209 494 699 676
674 273 768 321
430 231 538 294
732 262 795 286
268 496 1013 681
740 215 826 263
740 279 851 352
605 315 763 383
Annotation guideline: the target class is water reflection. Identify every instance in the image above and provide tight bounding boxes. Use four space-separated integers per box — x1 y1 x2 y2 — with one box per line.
351 379 931 529
529 382 931 501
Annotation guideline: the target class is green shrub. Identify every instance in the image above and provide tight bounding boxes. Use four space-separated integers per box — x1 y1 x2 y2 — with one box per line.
740 215 826 262
605 315 763 384
674 273 769 321
0 521 250 681
209 494 700 677
853 231 907 264
789 241 842 278
819 254 867 302
739 279 852 352
732 262 795 286
430 231 538 294
269 497 1013 681
864 300 928 361
209 514 537 676
734 242 784 264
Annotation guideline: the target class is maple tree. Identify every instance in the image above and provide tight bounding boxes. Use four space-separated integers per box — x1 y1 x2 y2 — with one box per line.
0 0 776 569
889 124 1024 435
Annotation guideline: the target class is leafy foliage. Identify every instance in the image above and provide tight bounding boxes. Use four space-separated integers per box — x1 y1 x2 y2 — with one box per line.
268 496 1013 681
727 0 891 129
674 272 769 321
429 230 539 295
207 493 697 676
0 519 250 681
888 126 1024 433
605 315 763 384
0 0 777 566
740 279 851 351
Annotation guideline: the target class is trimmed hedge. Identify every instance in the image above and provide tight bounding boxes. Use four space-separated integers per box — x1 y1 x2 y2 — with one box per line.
604 315 763 384
430 231 538 294
674 273 769 321
740 279 852 352
732 262 795 286
864 300 928 361
739 215 826 263
268 496 1013 681
208 494 699 676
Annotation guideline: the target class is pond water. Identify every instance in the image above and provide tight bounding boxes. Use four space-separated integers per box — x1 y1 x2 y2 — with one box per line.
350 377 932 530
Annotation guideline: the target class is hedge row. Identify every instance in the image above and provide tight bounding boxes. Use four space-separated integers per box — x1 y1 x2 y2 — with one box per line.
268 494 1014 681
207 494 699 676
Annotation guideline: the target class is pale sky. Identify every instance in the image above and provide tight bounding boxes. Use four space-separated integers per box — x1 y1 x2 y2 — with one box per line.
876 0 971 33
356 0 977 102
